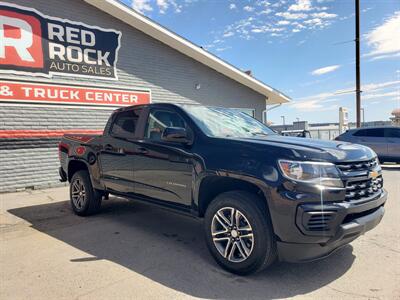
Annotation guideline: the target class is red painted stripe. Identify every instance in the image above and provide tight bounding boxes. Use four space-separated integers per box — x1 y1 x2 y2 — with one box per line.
0 129 103 138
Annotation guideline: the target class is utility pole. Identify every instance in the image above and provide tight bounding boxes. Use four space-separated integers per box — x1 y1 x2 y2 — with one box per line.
355 0 361 127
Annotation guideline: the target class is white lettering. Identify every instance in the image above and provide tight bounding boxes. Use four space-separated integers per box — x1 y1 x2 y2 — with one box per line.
21 87 32 97
86 91 94 101
66 27 80 45
97 51 110 66
60 90 69 99
34 88 45 98
130 95 138 103
47 88 58 99
83 49 96 64
81 30 95 46
49 42 65 60
66 46 82 62
48 23 64 42
70 91 79 100
104 93 113 102
0 16 34 61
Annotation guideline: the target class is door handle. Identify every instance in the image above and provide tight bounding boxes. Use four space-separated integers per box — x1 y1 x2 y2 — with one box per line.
137 147 148 154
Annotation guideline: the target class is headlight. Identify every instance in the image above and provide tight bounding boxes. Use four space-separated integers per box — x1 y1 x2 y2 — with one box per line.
278 160 343 188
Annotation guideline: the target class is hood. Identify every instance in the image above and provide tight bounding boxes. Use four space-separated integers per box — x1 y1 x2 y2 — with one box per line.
234 135 377 163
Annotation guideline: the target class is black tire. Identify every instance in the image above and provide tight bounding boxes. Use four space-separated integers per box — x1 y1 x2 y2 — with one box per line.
70 170 102 216
204 191 277 275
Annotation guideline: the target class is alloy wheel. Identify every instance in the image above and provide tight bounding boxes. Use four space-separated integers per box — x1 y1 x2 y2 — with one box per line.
71 178 86 210
211 207 254 263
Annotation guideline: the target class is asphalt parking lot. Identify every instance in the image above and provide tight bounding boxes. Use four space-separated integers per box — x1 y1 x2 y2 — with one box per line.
1 165 399 300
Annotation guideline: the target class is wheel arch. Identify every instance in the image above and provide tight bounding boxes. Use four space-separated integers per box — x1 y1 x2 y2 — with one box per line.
196 175 271 218
67 159 89 182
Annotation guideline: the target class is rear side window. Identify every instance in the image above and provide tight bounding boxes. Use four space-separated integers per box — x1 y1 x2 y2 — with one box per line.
385 128 400 138
353 128 384 137
111 108 142 138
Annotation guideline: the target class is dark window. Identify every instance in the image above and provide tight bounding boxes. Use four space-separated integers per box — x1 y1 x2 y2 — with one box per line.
353 128 384 137
145 109 186 141
111 108 142 138
385 128 400 138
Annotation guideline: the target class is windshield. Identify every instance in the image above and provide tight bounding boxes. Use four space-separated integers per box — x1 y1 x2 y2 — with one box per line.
180 105 276 138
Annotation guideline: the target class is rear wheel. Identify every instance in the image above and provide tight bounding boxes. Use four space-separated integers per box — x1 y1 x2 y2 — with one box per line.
70 170 102 216
204 191 277 275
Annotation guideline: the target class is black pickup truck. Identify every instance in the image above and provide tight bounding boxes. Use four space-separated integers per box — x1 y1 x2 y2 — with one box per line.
59 103 387 275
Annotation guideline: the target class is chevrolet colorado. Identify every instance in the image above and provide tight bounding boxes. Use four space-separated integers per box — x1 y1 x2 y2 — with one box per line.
59 103 387 275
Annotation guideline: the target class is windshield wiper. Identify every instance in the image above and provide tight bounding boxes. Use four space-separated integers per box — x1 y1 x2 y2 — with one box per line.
250 131 269 136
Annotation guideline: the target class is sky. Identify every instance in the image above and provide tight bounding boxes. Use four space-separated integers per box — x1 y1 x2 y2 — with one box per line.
121 0 400 125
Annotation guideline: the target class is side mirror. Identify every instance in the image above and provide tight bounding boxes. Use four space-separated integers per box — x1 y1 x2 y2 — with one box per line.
162 127 190 144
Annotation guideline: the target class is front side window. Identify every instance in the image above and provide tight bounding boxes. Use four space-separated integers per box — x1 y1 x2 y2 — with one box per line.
145 109 187 141
181 105 276 138
110 108 142 138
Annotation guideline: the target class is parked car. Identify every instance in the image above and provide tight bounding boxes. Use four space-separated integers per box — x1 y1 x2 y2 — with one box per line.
335 126 400 163
59 103 387 275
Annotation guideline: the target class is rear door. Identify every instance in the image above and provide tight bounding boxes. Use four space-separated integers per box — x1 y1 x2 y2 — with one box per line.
98 107 145 194
384 127 400 161
352 128 387 157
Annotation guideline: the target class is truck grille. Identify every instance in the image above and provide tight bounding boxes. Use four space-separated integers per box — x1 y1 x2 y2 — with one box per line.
336 158 378 173
336 158 383 203
345 176 383 202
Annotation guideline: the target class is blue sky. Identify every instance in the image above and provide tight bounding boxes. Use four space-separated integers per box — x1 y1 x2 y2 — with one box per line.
122 0 400 125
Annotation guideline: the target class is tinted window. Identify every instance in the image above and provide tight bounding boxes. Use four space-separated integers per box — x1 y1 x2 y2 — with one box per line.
111 108 142 138
353 128 384 137
385 128 400 138
145 109 186 141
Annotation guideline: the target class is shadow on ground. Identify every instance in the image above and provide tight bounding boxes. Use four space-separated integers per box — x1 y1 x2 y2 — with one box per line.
8 198 355 299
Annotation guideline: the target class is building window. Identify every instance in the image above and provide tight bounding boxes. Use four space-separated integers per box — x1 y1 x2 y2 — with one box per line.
232 108 255 117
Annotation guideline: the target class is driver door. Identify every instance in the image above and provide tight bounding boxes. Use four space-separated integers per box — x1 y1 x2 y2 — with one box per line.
132 107 193 207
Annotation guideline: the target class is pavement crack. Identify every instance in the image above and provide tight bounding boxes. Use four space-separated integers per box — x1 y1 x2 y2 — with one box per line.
327 285 380 299
74 276 132 300
364 240 400 254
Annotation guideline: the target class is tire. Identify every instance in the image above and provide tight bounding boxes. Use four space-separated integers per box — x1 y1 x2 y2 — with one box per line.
204 191 277 275
70 170 102 216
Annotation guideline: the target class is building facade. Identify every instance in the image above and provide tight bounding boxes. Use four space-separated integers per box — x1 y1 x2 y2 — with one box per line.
0 0 288 192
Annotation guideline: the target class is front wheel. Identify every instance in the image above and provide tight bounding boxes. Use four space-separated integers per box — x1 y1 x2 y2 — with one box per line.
70 170 102 216
204 191 277 275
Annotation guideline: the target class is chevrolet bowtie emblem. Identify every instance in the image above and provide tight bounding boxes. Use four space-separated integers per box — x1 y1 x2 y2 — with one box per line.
369 170 379 179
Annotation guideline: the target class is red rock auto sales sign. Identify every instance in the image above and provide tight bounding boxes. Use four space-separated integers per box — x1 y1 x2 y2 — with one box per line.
0 80 151 107
0 2 121 79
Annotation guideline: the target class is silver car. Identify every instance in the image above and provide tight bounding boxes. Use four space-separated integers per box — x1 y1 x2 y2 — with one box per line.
335 126 400 163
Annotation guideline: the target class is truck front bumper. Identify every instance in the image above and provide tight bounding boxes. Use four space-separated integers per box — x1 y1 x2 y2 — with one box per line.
276 189 387 262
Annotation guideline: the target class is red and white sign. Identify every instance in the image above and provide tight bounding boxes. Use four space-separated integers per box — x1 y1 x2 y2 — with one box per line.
0 80 151 107
0 8 44 69
0 3 121 79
